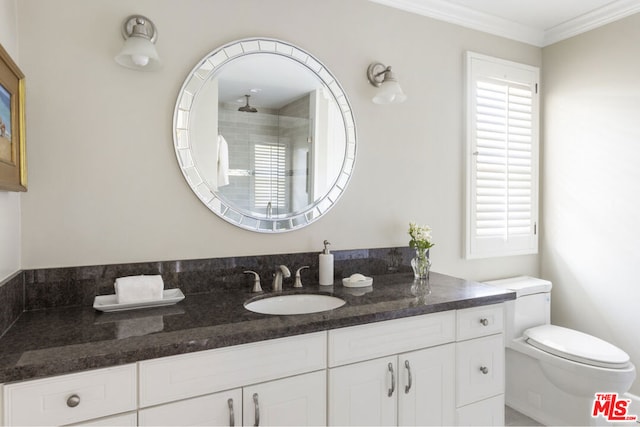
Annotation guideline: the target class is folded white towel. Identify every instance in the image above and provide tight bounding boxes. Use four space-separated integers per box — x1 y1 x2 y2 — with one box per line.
217 134 230 187
114 275 164 304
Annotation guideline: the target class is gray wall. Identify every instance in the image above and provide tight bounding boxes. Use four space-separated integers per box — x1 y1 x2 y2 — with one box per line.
16 0 541 282
542 13 640 396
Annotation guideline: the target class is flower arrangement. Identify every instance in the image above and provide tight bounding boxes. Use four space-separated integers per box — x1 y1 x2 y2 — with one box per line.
408 222 434 280
408 222 434 252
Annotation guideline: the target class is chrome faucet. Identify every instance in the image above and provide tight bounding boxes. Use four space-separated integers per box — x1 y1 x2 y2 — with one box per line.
272 265 291 291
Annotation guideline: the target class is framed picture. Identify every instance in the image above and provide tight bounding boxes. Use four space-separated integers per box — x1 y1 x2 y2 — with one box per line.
0 42 26 192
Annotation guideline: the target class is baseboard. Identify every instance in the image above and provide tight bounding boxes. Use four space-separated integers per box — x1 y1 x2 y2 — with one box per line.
508 393 640 426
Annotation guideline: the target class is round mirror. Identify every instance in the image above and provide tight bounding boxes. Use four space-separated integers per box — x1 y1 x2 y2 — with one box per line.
174 38 357 232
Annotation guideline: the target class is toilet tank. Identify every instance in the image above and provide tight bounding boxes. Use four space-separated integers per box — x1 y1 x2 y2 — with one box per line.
484 276 552 342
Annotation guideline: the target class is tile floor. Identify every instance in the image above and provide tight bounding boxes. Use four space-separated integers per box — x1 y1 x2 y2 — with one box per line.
505 406 544 426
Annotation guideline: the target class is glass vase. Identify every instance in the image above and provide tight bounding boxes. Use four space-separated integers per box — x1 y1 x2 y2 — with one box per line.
411 248 431 280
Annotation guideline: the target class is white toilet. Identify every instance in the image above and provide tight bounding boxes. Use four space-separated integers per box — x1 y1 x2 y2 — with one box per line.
485 276 636 426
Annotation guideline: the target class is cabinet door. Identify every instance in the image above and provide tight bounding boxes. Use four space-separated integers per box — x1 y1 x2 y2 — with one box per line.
398 343 455 426
328 357 397 426
243 370 325 427
138 388 241 426
456 394 504 426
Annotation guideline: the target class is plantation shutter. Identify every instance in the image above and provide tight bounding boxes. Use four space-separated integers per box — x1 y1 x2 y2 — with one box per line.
254 143 287 215
466 52 539 258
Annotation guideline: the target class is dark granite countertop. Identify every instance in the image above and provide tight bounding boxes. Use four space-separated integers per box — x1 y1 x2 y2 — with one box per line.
0 272 514 384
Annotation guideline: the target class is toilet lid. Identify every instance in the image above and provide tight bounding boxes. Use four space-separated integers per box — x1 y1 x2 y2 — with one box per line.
524 325 630 369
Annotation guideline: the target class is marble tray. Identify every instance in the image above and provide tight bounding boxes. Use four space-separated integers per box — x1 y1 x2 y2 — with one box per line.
93 289 185 312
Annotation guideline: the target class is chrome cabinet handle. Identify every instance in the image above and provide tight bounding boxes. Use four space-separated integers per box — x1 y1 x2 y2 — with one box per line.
480 318 489 326
253 393 260 426
387 362 395 397
66 394 80 408
404 360 413 394
228 398 235 427
480 366 489 374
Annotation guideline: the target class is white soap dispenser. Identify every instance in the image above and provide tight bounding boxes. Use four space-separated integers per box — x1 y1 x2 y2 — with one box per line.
319 240 334 286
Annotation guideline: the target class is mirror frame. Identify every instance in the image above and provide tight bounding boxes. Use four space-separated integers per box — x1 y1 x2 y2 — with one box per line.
173 37 357 233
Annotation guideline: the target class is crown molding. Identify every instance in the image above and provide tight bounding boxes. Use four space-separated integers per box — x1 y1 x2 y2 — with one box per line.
543 0 640 45
369 0 640 47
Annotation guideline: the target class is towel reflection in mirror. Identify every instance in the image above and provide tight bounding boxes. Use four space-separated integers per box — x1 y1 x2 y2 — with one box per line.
217 134 229 187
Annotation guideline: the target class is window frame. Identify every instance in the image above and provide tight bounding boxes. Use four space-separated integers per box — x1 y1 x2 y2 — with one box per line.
464 52 540 259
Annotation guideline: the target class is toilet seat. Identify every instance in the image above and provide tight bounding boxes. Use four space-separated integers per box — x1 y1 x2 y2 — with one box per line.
524 324 630 369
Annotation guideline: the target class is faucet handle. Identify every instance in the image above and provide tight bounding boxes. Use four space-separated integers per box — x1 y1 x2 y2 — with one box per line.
294 266 310 288
244 271 262 293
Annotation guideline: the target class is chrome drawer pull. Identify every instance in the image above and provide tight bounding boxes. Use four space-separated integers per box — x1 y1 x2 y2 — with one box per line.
388 362 395 397
228 398 235 427
479 318 489 326
480 366 489 374
253 393 260 426
66 394 81 408
404 360 412 394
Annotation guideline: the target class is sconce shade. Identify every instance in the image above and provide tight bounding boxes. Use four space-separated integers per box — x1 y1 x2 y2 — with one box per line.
373 74 407 104
115 15 161 71
367 62 407 104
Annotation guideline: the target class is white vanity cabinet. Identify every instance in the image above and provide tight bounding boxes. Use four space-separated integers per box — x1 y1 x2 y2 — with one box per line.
0 302 508 427
455 304 506 426
327 311 457 426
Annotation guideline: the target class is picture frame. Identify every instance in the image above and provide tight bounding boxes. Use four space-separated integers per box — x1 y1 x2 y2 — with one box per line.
0 42 26 192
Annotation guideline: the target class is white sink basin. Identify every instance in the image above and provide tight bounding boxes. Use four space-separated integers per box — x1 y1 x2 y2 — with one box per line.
244 294 346 315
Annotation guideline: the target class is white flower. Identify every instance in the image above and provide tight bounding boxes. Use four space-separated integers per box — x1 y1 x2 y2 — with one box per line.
408 222 434 251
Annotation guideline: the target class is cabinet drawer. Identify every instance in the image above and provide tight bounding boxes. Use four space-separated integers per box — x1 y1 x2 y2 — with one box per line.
139 388 241 426
3 364 136 426
69 411 137 426
328 311 455 367
139 331 326 407
456 334 504 407
456 303 504 341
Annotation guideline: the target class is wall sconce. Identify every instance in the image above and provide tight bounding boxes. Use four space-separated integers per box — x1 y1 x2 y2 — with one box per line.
115 15 161 71
367 62 406 104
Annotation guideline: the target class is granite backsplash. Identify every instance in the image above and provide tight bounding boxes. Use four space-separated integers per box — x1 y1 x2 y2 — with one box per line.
0 246 415 337
0 271 24 338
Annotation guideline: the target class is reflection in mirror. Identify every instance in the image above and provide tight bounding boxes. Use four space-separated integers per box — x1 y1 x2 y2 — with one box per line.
174 38 356 232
